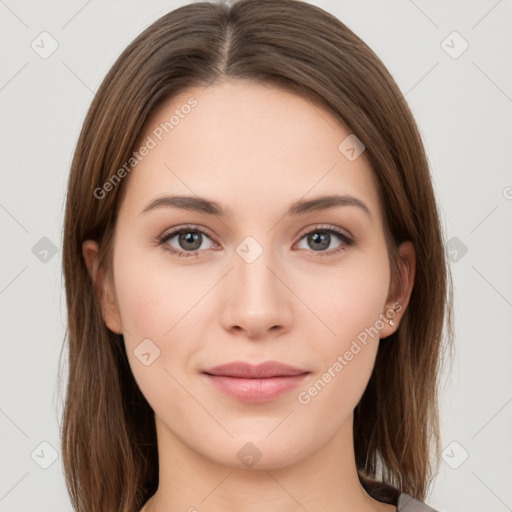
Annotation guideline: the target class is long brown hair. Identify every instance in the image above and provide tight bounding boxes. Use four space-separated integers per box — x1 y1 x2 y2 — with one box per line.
59 1 454 510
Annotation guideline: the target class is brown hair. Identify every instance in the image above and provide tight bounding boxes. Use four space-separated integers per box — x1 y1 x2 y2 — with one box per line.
60 1 454 511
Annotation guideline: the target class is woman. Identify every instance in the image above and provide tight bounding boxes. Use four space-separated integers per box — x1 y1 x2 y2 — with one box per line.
60 1 454 511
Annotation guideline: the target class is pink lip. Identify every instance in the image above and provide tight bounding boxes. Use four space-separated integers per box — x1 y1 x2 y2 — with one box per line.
201 361 309 403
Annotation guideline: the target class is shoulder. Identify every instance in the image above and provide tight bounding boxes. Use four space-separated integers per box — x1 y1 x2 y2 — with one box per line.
397 493 440 512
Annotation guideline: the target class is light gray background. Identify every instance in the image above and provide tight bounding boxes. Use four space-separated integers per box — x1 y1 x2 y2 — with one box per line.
1 1 511 511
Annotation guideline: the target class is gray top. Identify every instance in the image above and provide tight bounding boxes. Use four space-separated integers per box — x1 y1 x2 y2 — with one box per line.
397 493 439 511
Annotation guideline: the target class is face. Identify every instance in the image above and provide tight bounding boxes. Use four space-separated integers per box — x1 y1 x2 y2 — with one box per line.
84 79 414 470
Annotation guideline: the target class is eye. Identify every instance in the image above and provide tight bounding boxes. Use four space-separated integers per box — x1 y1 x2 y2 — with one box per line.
294 225 354 256
158 225 217 258
157 224 354 258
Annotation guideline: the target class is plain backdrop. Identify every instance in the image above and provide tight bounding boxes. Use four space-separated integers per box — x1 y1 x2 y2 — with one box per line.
1 1 511 511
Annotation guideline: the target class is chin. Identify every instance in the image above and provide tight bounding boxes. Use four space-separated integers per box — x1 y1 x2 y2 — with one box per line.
199 432 312 471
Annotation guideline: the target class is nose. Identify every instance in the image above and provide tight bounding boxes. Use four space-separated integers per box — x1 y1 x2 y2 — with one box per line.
220 241 293 340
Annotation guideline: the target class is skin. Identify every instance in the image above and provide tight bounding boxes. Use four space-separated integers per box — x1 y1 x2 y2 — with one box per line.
83 79 415 512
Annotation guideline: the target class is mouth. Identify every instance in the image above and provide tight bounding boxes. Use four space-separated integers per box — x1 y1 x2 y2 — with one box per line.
201 361 310 403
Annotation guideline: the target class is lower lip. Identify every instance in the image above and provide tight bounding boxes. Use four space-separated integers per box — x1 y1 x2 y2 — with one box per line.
203 373 309 403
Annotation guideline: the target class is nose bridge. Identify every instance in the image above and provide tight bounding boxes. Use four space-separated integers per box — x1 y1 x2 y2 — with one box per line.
234 234 282 305
221 233 292 336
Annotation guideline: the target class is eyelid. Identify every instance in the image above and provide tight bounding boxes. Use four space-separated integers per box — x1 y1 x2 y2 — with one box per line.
294 223 353 241
159 223 352 242
158 223 217 241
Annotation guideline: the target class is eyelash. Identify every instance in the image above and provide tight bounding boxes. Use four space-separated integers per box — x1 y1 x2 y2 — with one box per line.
157 224 355 259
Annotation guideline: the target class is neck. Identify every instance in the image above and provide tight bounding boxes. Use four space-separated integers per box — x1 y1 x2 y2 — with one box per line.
142 414 394 512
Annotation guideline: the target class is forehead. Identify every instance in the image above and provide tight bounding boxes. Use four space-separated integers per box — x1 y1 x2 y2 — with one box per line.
119 79 383 224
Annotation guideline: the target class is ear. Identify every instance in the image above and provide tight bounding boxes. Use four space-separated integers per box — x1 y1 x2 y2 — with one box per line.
82 240 123 335
379 240 416 339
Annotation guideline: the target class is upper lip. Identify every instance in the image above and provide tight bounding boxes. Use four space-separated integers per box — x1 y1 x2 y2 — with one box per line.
202 361 309 378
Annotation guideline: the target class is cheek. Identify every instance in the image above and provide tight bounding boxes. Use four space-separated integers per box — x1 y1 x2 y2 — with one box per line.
111 244 213 396
293 249 389 405
113 243 208 339
296 248 390 350
114 266 193 415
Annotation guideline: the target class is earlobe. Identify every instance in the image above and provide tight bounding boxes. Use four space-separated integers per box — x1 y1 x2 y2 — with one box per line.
82 240 123 335
380 240 416 339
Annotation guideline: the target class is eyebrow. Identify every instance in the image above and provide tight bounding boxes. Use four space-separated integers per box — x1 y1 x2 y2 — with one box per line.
141 193 372 219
